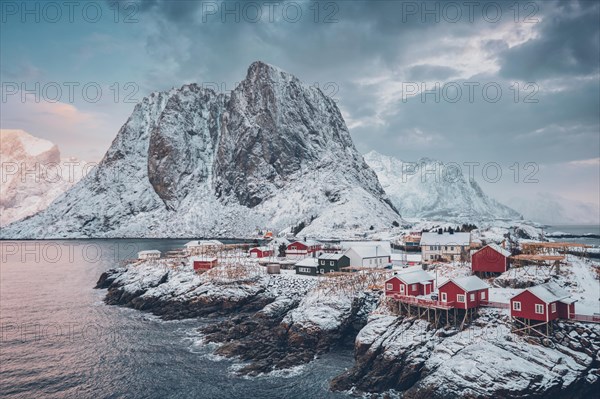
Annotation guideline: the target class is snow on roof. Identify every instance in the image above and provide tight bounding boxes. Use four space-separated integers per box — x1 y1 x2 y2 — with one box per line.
341 240 392 253
391 254 422 262
295 258 319 267
420 232 471 246
476 243 511 257
441 275 489 292
290 240 320 246
250 246 272 251
189 256 217 262
138 250 160 255
527 282 571 303
318 253 347 260
393 269 434 285
347 245 390 258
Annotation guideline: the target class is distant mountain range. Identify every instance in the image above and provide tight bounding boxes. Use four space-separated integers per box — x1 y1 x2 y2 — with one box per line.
364 151 522 222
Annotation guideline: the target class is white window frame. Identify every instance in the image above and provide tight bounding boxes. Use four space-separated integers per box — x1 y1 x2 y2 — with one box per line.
330 261 334 266
412 284 417 290
441 292 447 302
535 304 544 314
386 283 393 291
457 294 466 303
512 301 521 311
320 260 325 265
470 293 475 302
400 285 405 293
551 303 557 313
320 268 325 274
480 291 486 300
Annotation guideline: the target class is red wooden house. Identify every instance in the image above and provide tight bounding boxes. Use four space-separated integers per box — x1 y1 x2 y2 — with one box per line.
385 269 434 297
249 246 274 258
286 240 322 259
190 256 218 271
472 243 511 274
510 282 576 322
438 275 490 309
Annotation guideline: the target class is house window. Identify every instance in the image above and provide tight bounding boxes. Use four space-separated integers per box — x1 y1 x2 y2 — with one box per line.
512 301 521 311
330 261 334 266
441 292 447 302
551 303 557 313
386 283 393 291
299 267 311 273
445 246 448 251
457 294 466 303
412 284 417 290
400 285 405 293
451 246 454 251
535 304 544 314
481 291 486 300
291 246 296 250
320 261 325 265
470 293 475 301
320 269 325 274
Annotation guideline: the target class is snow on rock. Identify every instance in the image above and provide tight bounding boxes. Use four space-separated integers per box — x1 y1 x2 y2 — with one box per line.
332 308 600 398
0 129 86 226
3 62 401 239
364 151 521 222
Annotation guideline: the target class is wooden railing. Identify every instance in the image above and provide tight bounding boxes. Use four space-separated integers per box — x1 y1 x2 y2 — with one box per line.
570 314 600 323
392 294 456 310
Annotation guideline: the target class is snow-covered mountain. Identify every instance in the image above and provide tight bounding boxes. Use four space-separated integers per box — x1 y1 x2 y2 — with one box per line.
364 151 521 222
1 62 401 239
0 130 85 227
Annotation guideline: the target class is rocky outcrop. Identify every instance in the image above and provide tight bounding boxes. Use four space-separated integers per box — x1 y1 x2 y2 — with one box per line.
331 309 600 398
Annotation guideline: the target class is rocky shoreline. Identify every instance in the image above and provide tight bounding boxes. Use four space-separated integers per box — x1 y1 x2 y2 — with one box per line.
96 262 600 397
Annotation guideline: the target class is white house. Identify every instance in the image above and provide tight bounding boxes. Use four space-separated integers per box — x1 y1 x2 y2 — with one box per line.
420 232 470 262
345 245 391 268
138 250 161 260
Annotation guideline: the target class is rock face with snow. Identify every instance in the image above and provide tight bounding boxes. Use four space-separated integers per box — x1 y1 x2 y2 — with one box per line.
0 130 85 227
364 151 521 222
2 62 400 239
331 310 600 398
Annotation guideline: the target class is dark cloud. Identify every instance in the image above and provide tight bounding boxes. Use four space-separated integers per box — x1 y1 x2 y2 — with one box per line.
498 1 600 80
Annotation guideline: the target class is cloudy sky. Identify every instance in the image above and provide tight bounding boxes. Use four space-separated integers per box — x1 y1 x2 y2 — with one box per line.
1 0 599 223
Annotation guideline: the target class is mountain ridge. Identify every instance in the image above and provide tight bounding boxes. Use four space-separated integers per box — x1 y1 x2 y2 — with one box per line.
1 62 401 239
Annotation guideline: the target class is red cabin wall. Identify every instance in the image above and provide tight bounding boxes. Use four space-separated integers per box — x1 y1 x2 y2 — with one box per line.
557 302 576 319
439 281 488 309
510 290 560 322
385 277 402 296
472 246 507 273
193 260 217 271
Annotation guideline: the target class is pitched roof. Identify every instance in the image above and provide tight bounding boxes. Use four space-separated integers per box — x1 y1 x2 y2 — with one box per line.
441 275 489 292
420 232 471 246
393 269 434 285
347 245 390 258
526 282 571 303
295 258 319 267
250 246 272 251
475 243 511 257
318 253 348 260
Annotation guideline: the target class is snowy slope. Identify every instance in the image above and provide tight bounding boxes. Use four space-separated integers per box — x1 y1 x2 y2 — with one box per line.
2 62 400 239
0 130 86 226
364 151 521 222
509 192 600 225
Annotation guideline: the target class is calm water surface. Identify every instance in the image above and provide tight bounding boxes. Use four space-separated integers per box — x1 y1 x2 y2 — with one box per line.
0 240 352 399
